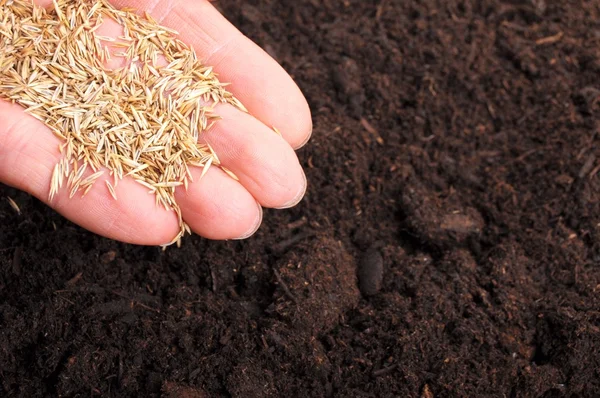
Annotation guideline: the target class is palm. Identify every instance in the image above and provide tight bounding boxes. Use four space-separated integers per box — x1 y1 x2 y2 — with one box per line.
0 0 311 244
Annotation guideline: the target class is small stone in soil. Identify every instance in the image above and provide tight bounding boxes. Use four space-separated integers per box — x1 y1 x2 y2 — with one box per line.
100 251 117 263
358 247 384 296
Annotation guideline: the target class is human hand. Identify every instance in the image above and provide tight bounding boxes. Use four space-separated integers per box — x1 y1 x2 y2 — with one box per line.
0 0 312 245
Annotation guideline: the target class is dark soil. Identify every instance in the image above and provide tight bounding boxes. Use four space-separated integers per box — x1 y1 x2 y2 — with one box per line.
2 0 600 396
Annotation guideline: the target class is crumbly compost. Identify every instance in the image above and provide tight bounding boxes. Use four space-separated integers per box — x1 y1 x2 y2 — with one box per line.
3 0 600 397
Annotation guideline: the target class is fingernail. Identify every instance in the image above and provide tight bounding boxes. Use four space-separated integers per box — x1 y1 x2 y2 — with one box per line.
234 201 263 240
275 170 307 209
294 126 313 150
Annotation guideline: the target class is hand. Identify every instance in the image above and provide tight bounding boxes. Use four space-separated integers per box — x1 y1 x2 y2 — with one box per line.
0 0 312 245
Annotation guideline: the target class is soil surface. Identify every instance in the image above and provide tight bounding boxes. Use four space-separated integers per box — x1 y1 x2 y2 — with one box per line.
2 0 600 397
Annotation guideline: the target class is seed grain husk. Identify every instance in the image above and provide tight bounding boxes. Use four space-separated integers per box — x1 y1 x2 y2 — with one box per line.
6 196 20 214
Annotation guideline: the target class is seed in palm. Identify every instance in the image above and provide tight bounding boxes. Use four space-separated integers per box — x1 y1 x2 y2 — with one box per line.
0 0 247 246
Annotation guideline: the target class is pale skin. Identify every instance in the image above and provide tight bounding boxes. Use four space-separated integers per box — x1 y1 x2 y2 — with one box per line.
0 0 312 245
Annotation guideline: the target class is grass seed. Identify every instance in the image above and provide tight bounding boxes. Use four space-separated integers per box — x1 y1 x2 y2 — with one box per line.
0 0 247 246
6 196 20 215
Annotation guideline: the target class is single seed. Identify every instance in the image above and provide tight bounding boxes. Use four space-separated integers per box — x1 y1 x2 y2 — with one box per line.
105 180 117 200
6 197 21 215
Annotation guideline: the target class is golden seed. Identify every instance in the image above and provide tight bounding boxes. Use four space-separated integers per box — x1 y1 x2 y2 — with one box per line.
105 180 117 200
6 197 21 215
220 166 240 181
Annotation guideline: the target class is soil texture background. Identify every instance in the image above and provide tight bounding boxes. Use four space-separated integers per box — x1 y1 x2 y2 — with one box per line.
2 0 600 396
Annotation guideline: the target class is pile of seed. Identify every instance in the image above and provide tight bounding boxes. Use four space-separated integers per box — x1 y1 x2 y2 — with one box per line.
0 0 246 245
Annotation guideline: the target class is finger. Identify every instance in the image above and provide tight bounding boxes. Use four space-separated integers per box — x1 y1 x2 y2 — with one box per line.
176 167 262 240
110 0 313 149
0 102 180 245
202 103 307 209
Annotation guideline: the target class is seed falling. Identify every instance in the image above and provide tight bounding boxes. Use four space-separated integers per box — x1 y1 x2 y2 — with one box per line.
6 196 21 215
0 0 248 245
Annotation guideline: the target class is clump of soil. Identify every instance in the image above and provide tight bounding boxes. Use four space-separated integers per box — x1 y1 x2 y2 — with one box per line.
2 0 600 397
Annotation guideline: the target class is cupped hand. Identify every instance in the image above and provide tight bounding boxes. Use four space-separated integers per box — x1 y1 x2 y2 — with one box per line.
0 0 312 245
